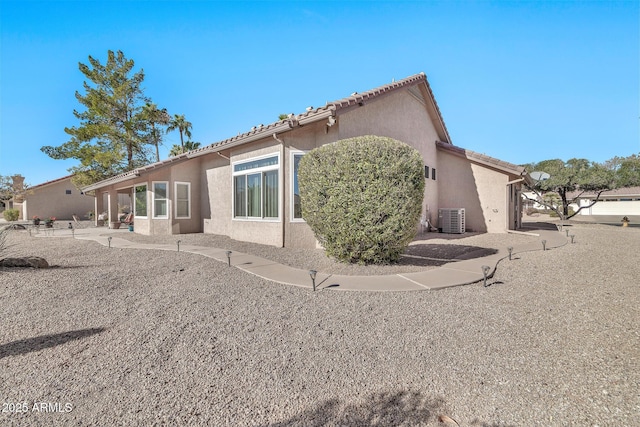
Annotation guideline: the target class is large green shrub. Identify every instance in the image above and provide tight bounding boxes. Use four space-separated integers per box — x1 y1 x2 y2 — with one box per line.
298 135 424 264
2 208 20 221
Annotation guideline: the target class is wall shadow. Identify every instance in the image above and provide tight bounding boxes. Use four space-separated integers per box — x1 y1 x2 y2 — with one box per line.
0 327 106 359
262 390 446 427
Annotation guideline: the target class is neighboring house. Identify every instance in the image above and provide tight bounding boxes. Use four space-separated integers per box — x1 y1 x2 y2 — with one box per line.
21 175 95 221
569 187 640 223
83 72 531 248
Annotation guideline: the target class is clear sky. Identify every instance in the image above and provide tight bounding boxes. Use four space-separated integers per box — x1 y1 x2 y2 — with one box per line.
1 0 638 186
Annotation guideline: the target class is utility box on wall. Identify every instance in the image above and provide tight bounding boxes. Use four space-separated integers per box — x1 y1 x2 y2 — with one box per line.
438 208 465 234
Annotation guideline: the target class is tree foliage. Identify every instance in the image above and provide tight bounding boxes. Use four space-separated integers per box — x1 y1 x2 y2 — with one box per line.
169 140 201 157
298 135 424 264
166 114 192 154
41 50 167 187
524 158 616 219
604 154 640 188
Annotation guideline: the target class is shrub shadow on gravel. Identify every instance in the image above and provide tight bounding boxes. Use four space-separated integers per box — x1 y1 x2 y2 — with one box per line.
263 390 446 427
0 327 105 359
401 244 498 266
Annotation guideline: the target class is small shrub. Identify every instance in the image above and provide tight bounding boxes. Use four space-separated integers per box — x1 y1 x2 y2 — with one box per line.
2 208 20 221
298 135 424 264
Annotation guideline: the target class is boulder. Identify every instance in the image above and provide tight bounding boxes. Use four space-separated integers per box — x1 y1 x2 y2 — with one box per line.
0 256 49 268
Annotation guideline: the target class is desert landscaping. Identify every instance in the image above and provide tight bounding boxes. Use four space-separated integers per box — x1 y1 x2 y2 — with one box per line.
0 220 638 426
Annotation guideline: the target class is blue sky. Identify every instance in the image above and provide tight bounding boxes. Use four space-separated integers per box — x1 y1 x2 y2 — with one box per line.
1 0 638 186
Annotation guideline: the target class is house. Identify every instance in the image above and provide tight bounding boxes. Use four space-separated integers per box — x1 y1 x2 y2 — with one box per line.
82 72 531 248
570 186 640 223
20 175 95 221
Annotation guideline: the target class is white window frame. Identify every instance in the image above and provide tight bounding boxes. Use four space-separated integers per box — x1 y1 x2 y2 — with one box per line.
152 181 169 219
232 153 280 221
290 150 307 222
174 181 191 219
134 183 148 218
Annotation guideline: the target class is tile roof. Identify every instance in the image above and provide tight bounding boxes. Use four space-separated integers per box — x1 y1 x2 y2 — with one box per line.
83 72 451 192
28 174 75 190
436 141 531 182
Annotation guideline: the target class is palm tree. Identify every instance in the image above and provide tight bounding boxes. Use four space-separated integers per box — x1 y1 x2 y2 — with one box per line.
142 103 170 162
169 140 201 157
166 114 192 154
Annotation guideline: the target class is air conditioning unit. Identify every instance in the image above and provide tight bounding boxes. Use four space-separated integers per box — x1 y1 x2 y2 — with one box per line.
438 208 465 234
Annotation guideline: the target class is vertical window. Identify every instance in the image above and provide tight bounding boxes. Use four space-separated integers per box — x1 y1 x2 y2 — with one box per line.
292 152 305 220
431 168 437 180
153 182 168 218
175 182 190 218
424 166 429 179
233 155 279 219
134 184 147 217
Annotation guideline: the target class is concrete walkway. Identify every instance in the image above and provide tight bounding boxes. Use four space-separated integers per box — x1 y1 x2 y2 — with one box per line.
26 224 568 292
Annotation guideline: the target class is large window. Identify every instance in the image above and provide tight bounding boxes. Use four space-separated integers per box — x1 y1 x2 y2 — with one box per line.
134 184 147 218
153 181 168 218
175 182 190 218
291 152 305 220
233 155 279 219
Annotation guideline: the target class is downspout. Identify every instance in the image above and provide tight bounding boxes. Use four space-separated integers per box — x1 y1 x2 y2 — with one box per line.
273 134 286 248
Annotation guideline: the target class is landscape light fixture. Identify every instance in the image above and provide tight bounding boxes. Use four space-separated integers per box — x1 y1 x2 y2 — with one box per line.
542 240 547 251
507 247 513 261
566 229 570 237
108 236 112 248
226 251 232 267
570 235 575 243
177 240 181 252
481 265 491 287
309 270 318 291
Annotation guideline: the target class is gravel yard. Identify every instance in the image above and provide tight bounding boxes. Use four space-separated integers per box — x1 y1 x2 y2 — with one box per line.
0 222 638 426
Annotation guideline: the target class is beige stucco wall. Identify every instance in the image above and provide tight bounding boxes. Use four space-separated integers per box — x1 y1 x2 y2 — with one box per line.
437 151 513 233
23 178 94 221
337 89 441 228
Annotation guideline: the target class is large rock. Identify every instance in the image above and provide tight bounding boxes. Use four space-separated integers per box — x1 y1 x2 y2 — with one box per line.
0 256 49 268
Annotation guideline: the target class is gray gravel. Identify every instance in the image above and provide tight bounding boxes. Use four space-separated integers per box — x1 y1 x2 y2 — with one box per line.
0 222 638 426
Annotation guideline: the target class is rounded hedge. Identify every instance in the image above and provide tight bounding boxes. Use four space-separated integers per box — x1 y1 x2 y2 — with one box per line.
298 135 424 264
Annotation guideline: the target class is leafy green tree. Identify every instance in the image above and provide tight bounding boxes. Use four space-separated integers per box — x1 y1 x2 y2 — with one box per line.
142 102 170 162
168 140 201 157
604 153 640 188
524 158 615 219
41 50 156 187
298 135 424 264
166 114 192 154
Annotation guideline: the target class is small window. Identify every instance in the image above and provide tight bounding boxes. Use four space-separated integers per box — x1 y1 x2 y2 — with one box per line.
424 166 429 178
175 182 190 218
134 184 148 217
153 182 168 218
65 189 72 195
292 152 305 220
431 168 437 180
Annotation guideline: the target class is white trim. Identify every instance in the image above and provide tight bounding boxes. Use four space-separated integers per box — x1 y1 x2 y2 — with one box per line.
231 152 281 221
290 150 307 222
152 181 169 219
174 181 191 219
133 183 148 218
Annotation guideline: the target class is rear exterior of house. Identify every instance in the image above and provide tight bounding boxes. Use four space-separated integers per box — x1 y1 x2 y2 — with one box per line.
83 73 530 248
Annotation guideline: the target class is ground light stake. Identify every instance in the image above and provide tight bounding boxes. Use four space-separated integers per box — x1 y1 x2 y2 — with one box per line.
177 240 181 252
570 235 575 243
226 251 232 267
542 240 547 251
309 270 317 291
507 247 513 261
482 265 491 287
566 229 570 237
108 236 112 248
